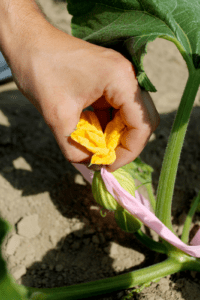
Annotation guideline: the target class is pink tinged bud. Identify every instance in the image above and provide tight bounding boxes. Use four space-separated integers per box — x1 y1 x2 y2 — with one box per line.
92 168 135 211
73 163 200 257
101 168 200 258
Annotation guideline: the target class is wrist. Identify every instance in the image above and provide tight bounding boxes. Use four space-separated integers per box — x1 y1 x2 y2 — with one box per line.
0 0 48 63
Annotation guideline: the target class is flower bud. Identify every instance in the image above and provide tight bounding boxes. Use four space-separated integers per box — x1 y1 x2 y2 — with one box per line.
92 168 136 211
92 167 142 232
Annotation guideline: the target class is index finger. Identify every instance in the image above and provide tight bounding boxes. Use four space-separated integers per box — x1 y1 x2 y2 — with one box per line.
106 89 159 172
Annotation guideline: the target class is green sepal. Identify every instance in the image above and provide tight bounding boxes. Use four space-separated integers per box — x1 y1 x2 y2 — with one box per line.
114 209 142 233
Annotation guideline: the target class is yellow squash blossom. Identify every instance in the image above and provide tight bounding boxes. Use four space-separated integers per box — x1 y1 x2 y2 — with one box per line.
71 110 126 165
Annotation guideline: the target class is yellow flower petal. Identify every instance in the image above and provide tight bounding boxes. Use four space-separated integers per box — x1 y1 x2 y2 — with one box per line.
71 110 126 165
71 129 104 153
91 149 116 165
104 111 125 150
78 111 103 132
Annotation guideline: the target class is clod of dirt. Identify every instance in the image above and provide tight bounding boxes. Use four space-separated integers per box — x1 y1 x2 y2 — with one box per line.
74 174 86 186
17 214 41 238
6 234 21 256
13 157 32 171
11 265 26 281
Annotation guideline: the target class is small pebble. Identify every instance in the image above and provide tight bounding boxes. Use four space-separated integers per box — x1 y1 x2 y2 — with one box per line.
13 156 32 171
149 132 156 142
74 174 86 185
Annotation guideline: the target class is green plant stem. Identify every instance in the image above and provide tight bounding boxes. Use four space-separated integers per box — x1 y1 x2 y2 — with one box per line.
155 71 200 231
134 229 167 254
181 191 200 243
27 257 187 300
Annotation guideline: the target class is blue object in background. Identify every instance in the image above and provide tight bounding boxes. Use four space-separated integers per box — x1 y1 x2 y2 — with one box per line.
0 51 12 82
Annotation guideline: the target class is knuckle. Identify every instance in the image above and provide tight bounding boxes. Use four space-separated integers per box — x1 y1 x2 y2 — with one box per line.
114 57 133 75
45 100 77 129
103 49 133 73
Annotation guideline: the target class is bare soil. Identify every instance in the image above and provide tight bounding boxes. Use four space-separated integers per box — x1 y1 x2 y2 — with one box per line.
1 1 200 299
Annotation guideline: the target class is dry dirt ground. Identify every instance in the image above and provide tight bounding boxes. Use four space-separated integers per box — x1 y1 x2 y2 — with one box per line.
1 1 200 300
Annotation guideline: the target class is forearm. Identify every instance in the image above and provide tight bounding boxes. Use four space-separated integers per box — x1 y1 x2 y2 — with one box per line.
0 0 49 62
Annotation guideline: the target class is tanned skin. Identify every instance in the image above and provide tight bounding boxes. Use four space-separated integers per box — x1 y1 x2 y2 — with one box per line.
0 0 159 171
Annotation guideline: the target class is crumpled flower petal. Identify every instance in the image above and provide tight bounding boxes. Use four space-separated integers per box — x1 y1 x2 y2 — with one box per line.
71 111 106 154
135 190 152 211
71 110 126 165
72 163 94 184
104 111 126 150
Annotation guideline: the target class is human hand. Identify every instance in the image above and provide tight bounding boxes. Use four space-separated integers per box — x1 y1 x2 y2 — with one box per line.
2 10 159 172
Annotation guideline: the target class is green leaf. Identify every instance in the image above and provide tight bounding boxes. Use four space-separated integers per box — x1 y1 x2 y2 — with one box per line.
67 0 200 90
0 217 29 300
121 158 153 184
